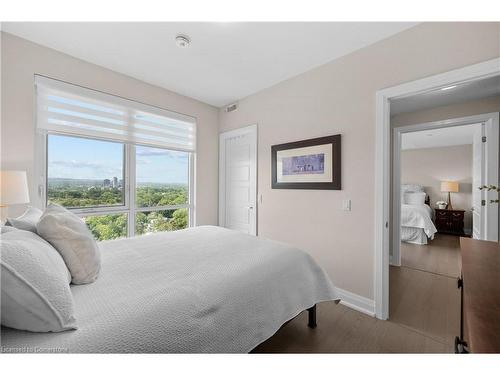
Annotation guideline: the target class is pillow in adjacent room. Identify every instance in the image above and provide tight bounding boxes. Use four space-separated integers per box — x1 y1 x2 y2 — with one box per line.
37 203 101 285
404 192 426 205
1 229 77 332
5 206 43 233
401 184 424 193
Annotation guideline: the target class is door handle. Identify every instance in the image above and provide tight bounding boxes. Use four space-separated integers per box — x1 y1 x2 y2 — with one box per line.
245 206 254 210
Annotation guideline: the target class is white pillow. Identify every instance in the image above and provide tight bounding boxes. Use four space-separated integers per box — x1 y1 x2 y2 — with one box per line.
401 184 424 193
404 192 426 205
5 206 43 233
37 204 101 285
1 229 77 332
1 225 18 234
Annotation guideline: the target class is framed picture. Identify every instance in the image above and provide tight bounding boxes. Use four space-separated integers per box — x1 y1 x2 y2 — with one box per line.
271 135 341 190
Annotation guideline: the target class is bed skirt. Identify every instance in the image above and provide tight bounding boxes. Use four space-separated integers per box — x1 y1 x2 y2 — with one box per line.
401 226 433 245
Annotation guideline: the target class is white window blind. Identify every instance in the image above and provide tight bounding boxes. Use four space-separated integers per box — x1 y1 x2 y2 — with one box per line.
35 75 196 152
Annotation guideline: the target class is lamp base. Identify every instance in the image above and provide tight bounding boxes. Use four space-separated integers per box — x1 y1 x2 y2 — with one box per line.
447 191 453 210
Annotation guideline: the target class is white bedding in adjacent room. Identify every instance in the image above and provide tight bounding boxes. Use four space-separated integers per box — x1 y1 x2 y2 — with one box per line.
400 226 429 245
1 226 337 353
401 204 437 245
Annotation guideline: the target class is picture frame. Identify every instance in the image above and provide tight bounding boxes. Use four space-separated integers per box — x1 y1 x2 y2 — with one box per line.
271 134 341 190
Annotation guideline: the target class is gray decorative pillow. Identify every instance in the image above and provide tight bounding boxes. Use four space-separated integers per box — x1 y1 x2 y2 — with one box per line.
37 204 101 284
5 206 43 233
1 229 77 332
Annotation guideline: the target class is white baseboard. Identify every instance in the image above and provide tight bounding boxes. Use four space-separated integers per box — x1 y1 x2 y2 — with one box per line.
336 288 375 317
389 255 400 267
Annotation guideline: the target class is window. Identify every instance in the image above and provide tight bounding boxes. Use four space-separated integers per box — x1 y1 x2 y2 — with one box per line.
47 135 125 209
36 76 196 241
135 146 189 207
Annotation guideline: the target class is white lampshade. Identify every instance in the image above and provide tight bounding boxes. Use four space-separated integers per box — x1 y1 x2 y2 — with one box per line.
0 170 30 206
440 181 459 193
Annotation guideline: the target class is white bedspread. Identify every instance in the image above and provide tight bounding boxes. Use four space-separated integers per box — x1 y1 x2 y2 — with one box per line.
401 204 437 239
1 226 337 353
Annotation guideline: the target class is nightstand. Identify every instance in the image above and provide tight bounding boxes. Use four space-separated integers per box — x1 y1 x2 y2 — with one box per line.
434 208 465 236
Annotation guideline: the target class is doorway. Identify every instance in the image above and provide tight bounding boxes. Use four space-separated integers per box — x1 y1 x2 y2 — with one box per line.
392 113 499 267
218 124 258 235
374 58 500 320
390 113 498 349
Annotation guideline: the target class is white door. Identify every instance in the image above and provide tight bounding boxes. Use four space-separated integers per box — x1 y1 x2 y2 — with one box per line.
483 116 499 241
219 125 257 235
471 116 499 241
472 123 485 239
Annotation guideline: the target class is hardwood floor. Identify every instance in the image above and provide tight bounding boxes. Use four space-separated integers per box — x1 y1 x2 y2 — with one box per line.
253 234 460 353
252 299 450 353
393 234 461 348
389 265 460 349
400 234 461 277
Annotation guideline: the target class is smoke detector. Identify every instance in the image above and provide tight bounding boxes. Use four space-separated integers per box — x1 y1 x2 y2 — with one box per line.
175 34 191 48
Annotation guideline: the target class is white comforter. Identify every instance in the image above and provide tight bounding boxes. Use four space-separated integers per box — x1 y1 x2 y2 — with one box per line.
401 204 437 238
1 226 337 353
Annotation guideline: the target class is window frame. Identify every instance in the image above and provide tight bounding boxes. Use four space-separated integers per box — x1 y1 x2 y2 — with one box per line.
37 131 195 237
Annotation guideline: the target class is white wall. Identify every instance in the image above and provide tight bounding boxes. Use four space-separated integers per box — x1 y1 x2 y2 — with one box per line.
401 145 473 231
0 32 219 225
218 22 500 300
391 95 500 127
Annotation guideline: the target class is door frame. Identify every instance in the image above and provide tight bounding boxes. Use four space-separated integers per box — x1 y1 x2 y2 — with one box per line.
392 112 499 267
218 124 258 234
375 57 500 320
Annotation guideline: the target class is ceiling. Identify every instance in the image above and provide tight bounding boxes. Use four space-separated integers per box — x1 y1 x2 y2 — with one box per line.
401 123 480 150
3 22 417 107
391 75 500 115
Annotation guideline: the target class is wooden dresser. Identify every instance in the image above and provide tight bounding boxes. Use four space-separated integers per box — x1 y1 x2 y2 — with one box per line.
456 237 500 353
434 208 465 236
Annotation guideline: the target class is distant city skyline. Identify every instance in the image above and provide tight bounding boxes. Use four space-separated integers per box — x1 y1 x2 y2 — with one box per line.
48 134 189 184
47 176 186 186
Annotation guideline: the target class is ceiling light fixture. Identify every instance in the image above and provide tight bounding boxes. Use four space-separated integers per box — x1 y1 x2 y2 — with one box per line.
175 34 191 48
440 85 457 91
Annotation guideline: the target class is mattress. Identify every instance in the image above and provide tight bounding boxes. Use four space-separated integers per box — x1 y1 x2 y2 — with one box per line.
1 225 337 353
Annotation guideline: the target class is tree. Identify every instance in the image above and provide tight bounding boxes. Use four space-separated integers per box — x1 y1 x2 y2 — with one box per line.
85 214 127 241
49 183 189 241
171 209 188 230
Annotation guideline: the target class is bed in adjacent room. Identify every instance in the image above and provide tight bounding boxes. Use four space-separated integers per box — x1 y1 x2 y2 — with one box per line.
400 185 437 245
1 225 338 353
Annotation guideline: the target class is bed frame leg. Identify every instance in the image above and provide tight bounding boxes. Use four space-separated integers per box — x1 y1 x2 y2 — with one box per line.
307 304 317 328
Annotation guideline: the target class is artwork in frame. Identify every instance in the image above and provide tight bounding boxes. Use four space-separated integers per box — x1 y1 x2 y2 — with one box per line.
271 135 341 190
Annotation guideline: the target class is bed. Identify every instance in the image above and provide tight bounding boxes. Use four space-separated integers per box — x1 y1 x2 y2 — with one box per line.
1 225 337 353
401 185 437 245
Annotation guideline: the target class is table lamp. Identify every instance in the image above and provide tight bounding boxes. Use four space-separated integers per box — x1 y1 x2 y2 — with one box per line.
440 180 459 210
0 170 30 220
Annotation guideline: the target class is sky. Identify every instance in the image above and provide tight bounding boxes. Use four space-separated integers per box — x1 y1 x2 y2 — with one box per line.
48 134 189 184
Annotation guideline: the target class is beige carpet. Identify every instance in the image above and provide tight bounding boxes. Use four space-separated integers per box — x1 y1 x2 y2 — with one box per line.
253 234 460 353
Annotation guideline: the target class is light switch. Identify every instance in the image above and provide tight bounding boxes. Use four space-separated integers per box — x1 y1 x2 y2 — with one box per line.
342 199 351 211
